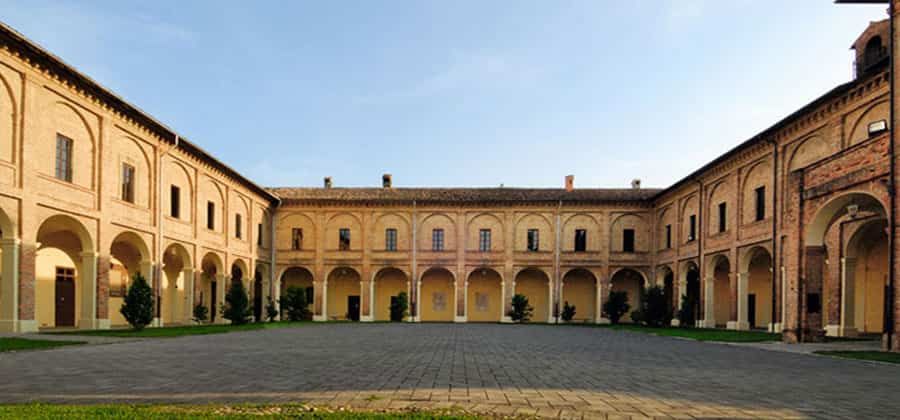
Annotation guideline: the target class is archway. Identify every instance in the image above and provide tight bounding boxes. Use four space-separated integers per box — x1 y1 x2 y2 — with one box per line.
199 253 223 323
707 255 731 328
845 218 888 336
561 268 597 322
253 269 264 322
743 247 773 330
610 268 645 323
657 265 675 314
162 243 191 325
327 267 361 321
680 261 701 326
419 267 455 322
514 268 550 323
280 266 314 320
109 231 150 327
35 215 94 329
373 267 408 321
467 267 502 322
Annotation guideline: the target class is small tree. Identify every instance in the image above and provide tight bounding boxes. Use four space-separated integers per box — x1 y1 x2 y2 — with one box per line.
389 292 409 322
561 301 576 322
120 272 154 331
192 302 209 324
677 294 697 327
602 291 630 324
280 286 310 322
507 294 533 323
222 280 252 325
265 297 279 322
638 285 673 327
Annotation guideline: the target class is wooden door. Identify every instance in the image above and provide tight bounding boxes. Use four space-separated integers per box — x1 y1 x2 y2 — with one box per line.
55 267 76 327
348 296 360 321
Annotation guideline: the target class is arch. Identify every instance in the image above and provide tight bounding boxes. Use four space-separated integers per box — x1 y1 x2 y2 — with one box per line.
680 195 699 243
419 213 457 251
467 213 505 251
325 212 362 251
656 265 676 311
118 135 153 207
788 135 833 172
373 267 409 321
562 213 600 252
610 213 648 253
849 100 889 146
109 231 150 327
230 259 249 283
515 212 554 252
109 231 150 265
744 247 773 329
419 267 455 321
708 254 731 328
201 252 224 276
198 252 224 323
610 268 646 322
707 180 731 234
657 206 675 250
326 266 361 321
36 214 93 252
466 267 503 322
372 213 410 251
279 266 315 321
164 160 194 221
278 212 316 250
0 72 16 163
513 268 550 323
161 242 191 324
741 160 772 225
806 192 887 246
0 206 14 238
561 268 597 322
679 260 701 325
35 214 94 329
200 178 226 232
844 218 888 334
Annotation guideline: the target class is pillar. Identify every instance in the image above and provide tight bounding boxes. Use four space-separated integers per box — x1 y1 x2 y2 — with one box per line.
729 272 749 330
596 276 609 324
546 278 554 323
182 268 194 324
314 278 326 321
78 251 100 330
836 257 858 337
96 255 110 330
0 238 19 332
671 277 686 327
16 242 37 332
700 276 715 328
414 279 422 322
455 276 466 323
361 276 373 322
215 273 227 324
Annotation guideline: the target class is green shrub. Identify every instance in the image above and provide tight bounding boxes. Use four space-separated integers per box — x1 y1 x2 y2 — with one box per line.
630 310 643 324
561 301 576 322
677 293 697 327
265 297 279 322
389 292 409 322
222 280 252 325
638 285 673 327
192 302 209 324
280 286 310 322
507 294 534 323
602 291 630 324
120 272 154 331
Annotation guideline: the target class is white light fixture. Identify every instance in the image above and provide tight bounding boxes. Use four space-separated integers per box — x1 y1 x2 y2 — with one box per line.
847 204 859 219
868 120 887 136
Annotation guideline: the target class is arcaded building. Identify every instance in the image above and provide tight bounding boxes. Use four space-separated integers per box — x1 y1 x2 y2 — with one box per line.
1 7 899 350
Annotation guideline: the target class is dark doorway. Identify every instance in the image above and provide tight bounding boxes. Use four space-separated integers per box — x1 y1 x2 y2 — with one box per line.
748 294 757 329
253 272 263 322
686 269 701 324
347 295 361 321
54 267 75 327
663 274 674 313
210 281 217 323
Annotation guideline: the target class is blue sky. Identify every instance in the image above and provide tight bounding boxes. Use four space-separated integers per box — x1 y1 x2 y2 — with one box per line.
0 1 888 189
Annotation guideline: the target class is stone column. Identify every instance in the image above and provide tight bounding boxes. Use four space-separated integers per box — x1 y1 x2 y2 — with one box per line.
700 276 715 328
215 273 227 324
546 278 554 323
415 279 422 322
361 276 373 322
596 276 609 324
314 278 327 321
79 251 100 330
671 278 686 327
455 274 467 323
0 238 20 332
838 257 858 337
182 268 194 324
729 272 749 330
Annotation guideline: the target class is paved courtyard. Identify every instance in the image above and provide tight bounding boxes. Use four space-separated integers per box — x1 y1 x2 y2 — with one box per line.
0 324 898 419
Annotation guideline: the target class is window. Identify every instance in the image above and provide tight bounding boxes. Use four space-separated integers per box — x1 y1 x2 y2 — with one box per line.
718 202 727 233
755 186 766 221
235 214 242 239
479 229 491 252
385 228 397 251
527 229 539 252
170 185 181 219
339 228 351 250
291 228 303 250
257 223 263 246
665 224 672 249
623 229 635 253
688 215 697 242
206 201 215 230
55 134 73 182
432 229 445 251
574 229 587 252
121 163 135 203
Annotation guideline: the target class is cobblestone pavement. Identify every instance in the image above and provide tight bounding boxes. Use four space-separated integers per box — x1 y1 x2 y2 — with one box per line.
1 323 898 419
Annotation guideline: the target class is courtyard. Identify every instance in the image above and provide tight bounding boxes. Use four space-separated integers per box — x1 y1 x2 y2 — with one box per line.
0 324 897 419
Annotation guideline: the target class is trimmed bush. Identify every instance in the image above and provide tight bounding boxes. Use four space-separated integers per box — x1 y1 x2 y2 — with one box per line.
389 292 409 322
677 293 697 327
507 294 534 323
265 297 279 322
192 302 209 324
561 301 576 322
637 285 673 327
280 286 311 322
602 291 630 324
120 272 154 331
222 280 252 325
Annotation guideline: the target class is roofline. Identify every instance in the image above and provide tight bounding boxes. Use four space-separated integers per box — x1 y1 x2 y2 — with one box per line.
0 21 280 205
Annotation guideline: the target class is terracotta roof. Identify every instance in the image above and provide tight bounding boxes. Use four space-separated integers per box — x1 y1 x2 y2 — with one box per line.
268 187 661 205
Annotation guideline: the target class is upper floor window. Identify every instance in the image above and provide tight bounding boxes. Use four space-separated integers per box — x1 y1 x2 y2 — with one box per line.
121 163 135 203
432 229 445 251
755 186 766 222
688 214 696 242
291 228 303 250
235 214 242 239
170 185 181 219
718 202 727 233
257 223 263 246
206 201 215 230
385 228 397 251
574 229 587 252
479 229 491 252
526 229 539 252
623 229 635 253
339 228 351 251
55 134 73 182
665 224 672 249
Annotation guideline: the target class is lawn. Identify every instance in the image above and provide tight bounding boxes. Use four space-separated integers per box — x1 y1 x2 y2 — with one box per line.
597 323 782 342
50 321 315 338
815 351 900 364
0 403 480 419
0 337 84 352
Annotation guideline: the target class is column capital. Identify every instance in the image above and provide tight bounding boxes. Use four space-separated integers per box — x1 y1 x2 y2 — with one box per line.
0 238 21 247
80 250 98 258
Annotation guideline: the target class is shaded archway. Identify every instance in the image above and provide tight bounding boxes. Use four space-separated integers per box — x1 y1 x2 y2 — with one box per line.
610 268 645 323
680 261 701 326
109 231 150 327
743 247 773 330
280 266 314 321
35 215 94 329
253 269 264 322
467 267 502 322
561 268 597 322
373 267 408 321
514 268 550 323
844 218 888 335
199 253 224 323
419 267 455 322
656 265 675 314
707 255 731 328
162 243 191 325
326 267 361 321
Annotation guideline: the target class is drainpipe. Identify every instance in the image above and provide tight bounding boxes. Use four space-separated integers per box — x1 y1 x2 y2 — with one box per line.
270 205 277 313
411 199 417 320
696 179 703 326
888 0 896 351
554 200 562 323
797 174 805 341
156 134 179 324
766 138 779 331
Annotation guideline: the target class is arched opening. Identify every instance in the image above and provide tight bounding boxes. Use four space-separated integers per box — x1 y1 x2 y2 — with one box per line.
709 256 731 328
280 266 314 321
845 218 888 336
327 267 361 321
745 248 773 330
108 232 150 327
681 262 701 326
253 269 264 322
419 267 455 322
514 268 550 323
610 268 645 323
865 36 884 65
162 243 191 325
467 267 502 322
657 266 675 313
0 208 12 328
35 215 93 329
199 253 223 323
373 267 408 321
561 268 597 322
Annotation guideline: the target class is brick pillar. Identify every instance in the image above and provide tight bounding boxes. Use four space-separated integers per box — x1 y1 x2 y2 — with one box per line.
456 267 467 322
17 242 36 331
96 254 110 325
79 251 99 330
0 238 20 332
700 276 715 328
182 268 194 324
314 274 326 321
596 273 608 324
215 274 227 324
801 246 826 342
732 272 749 330
730 270 739 326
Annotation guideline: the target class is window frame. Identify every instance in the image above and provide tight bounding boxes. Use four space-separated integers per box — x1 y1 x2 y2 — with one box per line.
169 185 181 219
121 162 135 203
718 202 727 233
235 214 242 239
688 214 696 242
623 228 635 253
526 229 540 252
206 201 216 230
665 224 672 249
755 186 766 222
338 228 351 251
385 228 398 251
55 134 74 182
432 228 445 251
478 229 492 252
291 228 303 250
574 229 587 252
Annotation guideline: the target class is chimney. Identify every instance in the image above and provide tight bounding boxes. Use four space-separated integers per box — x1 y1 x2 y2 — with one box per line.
382 173 392 188
631 179 641 189
565 175 574 192
324 177 333 189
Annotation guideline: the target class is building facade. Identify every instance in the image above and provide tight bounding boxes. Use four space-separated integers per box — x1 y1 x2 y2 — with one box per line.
1 9 899 349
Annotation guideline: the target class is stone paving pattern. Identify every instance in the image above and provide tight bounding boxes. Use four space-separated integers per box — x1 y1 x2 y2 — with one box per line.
0 324 898 419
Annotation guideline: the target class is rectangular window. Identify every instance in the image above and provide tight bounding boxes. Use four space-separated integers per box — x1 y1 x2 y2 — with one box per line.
665 224 672 249
55 134 73 182
257 223 263 246
755 186 766 221
339 228 351 250
170 185 180 219
688 215 696 242
432 229 445 251
527 229 539 252
235 214 242 239
206 201 215 230
623 229 635 253
385 228 397 251
291 228 303 250
574 229 587 252
121 163 135 203
718 202 727 233
479 229 491 252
